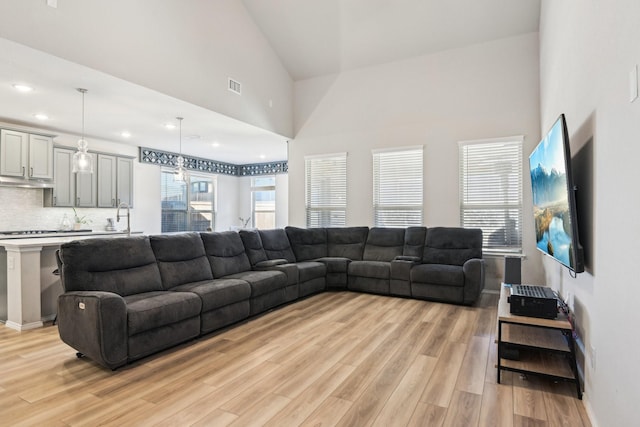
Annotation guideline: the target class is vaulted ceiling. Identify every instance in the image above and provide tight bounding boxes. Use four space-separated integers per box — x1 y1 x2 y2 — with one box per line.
243 0 540 80
0 1 540 163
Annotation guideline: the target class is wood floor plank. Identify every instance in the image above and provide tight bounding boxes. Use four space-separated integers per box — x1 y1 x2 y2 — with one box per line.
407 402 447 427
442 390 482 427
420 341 468 407
478 382 514 427
373 354 438 426
455 335 490 395
265 363 356 426
0 292 589 427
300 396 353 427
513 377 549 421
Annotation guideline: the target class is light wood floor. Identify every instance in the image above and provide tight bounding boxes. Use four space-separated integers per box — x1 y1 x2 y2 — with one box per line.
0 292 591 427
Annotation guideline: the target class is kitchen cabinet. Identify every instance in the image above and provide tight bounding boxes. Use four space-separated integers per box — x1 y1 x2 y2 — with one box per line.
116 156 133 206
97 154 133 207
0 129 53 180
76 154 97 207
51 147 75 207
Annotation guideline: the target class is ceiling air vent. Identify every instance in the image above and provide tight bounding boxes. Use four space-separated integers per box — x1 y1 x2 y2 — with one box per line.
228 78 242 95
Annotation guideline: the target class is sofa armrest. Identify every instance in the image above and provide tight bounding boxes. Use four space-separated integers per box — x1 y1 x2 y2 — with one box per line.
390 258 420 280
254 259 298 285
254 259 289 269
462 258 485 305
57 291 128 370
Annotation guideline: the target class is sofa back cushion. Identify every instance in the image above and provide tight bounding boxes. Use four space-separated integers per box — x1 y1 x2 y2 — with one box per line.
258 229 296 263
362 227 405 261
422 227 483 266
60 236 163 296
200 231 252 278
403 227 427 258
150 232 213 289
326 227 369 260
285 226 327 261
238 229 268 266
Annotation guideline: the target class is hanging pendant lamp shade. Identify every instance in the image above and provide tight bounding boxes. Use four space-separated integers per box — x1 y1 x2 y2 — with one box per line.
174 117 186 182
72 88 93 174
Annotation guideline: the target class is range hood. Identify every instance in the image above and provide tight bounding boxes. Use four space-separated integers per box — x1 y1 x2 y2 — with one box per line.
0 176 54 188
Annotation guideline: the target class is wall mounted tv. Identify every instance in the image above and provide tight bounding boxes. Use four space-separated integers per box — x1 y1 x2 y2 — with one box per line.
529 114 585 274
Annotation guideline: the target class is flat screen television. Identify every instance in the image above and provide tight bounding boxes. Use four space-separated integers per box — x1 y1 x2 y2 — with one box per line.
529 114 585 274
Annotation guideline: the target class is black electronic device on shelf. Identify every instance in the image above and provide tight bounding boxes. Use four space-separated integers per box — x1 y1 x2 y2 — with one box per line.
508 285 558 319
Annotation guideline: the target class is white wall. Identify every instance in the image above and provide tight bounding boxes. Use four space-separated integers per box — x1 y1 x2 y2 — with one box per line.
539 1 640 425
290 33 543 289
0 0 293 138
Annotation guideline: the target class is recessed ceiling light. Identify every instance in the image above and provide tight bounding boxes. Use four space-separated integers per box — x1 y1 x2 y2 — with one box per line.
259 154 266 159
13 84 34 93
212 141 220 148
34 113 49 120
121 131 131 138
165 123 176 130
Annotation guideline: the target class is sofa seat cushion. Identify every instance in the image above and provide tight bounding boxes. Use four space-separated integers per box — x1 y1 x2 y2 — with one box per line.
410 264 464 287
124 291 202 336
348 260 390 279
295 261 327 282
225 270 287 297
171 279 251 311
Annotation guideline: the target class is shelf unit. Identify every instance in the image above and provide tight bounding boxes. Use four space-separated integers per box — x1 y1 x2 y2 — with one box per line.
497 285 582 399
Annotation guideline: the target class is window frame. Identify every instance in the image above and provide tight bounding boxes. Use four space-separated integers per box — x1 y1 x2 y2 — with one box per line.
250 175 276 229
372 146 423 228
458 136 524 255
160 168 217 232
305 152 347 227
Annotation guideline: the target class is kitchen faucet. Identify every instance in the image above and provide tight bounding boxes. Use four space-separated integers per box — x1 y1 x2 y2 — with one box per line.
116 202 131 236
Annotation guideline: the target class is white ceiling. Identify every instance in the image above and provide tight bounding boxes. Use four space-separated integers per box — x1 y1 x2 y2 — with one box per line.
242 0 541 81
0 38 288 165
0 1 539 164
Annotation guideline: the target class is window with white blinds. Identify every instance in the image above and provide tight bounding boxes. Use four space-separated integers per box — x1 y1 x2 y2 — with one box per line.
459 138 523 253
305 153 347 227
373 147 423 227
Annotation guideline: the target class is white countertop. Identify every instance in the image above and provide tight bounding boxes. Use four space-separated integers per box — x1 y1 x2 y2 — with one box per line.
0 230 144 248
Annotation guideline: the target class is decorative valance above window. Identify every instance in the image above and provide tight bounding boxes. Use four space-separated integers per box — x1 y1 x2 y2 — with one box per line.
139 147 288 177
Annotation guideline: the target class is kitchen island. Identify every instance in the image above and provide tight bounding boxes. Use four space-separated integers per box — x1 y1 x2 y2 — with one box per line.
0 230 142 330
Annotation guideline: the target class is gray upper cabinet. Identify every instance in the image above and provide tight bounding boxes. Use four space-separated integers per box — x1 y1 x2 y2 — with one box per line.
97 154 133 208
48 148 98 207
0 129 53 180
97 154 117 207
116 157 133 207
51 147 75 207
76 154 97 207
28 134 54 179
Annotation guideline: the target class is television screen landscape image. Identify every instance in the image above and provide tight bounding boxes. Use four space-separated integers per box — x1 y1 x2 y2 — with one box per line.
529 115 584 273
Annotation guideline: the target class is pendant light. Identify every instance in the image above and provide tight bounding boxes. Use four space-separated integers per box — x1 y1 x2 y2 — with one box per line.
174 117 187 182
72 88 94 174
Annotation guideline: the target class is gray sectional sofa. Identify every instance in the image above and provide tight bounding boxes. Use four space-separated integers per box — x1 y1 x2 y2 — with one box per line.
56 226 484 369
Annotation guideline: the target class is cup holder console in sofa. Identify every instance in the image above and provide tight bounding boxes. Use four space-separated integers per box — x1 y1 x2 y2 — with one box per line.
56 226 484 369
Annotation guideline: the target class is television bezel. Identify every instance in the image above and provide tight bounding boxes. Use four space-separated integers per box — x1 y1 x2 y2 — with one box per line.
529 114 584 274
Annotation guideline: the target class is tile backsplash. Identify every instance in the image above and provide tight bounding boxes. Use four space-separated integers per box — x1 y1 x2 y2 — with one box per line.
0 187 124 231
